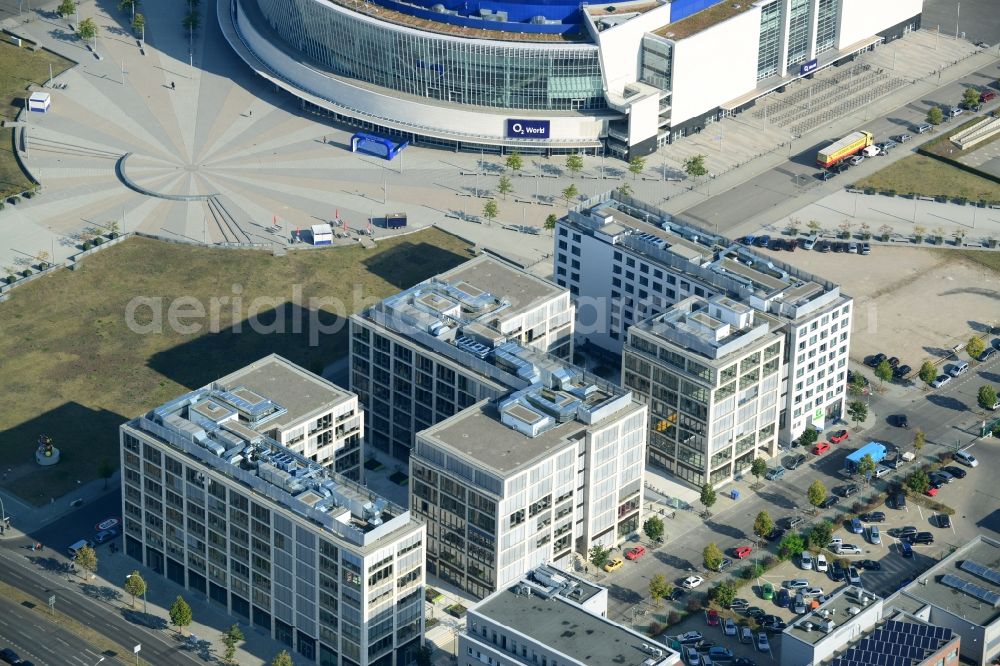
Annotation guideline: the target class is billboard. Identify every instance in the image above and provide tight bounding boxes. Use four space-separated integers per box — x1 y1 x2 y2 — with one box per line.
506 119 550 139
800 59 818 75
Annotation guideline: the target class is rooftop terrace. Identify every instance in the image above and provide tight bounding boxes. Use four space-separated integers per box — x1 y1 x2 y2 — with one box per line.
126 357 413 549
655 0 757 40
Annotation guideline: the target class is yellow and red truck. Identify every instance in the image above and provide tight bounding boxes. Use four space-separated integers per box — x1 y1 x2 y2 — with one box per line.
816 131 874 167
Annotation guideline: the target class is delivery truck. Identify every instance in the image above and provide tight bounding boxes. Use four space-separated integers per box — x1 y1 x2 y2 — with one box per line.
816 131 874 167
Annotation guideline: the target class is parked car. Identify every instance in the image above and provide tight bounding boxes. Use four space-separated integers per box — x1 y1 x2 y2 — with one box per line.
761 582 774 600
783 516 805 530
838 484 860 498
816 553 828 572
793 594 806 614
604 557 624 572
785 453 806 470
677 631 704 645
803 586 824 598
94 527 119 544
982 90 998 103
0 649 21 665
866 353 887 368
941 465 967 479
915 123 933 134
900 541 914 558
847 567 862 585
819 496 838 509
949 362 969 377
894 134 911 142
954 450 979 467
762 619 787 634
892 414 909 428
925 486 939 497
713 557 733 573
775 588 790 607
867 525 881 545
765 466 786 480
755 633 770 653
740 626 754 644
706 609 720 626
784 579 809 590
684 646 701 666
765 527 786 543
812 441 831 455
800 552 813 570
858 559 882 571
625 545 646 560
889 526 918 539
818 170 835 181
829 430 849 444
734 546 753 559
907 531 935 545
931 375 951 388
850 518 864 534
848 155 865 166
860 511 886 523
708 647 734 662
723 618 737 636
893 364 912 379
889 492 907 510
837 543 862 555
829 562 846 581
937 514 952 529
683 575 704 589
754 235 772 248
860 242 871 255
744 607 766 620
729 598 750 611
979 348 996 362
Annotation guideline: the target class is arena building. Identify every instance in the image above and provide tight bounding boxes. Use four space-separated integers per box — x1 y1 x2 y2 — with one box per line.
218 0 922 158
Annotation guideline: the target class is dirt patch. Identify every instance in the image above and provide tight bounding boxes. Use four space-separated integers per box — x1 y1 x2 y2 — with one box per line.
759 246 1000 368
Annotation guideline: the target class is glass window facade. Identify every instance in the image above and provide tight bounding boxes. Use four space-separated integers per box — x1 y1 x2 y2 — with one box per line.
785 0 812 67
815 0 838 54
757 1 782 80
255 0 605 111
640 35 673 92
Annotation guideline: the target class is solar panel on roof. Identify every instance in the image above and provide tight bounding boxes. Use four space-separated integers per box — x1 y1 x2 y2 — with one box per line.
961 559 1000 586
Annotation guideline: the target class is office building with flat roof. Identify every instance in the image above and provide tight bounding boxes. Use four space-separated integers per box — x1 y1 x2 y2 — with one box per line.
120 355 425 666
459 564 679 666
623 295 784 487
556 192 852 447
411 365 646 599
349 255 574 462
887 534 1000 665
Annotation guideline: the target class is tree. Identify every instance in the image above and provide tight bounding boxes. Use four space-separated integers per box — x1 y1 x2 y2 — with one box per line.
838 219 852 240
807 219 822 234
220 624 245 665
703 542 723 571
482 199 498 225
753 511 774 540
617 182 633 197
799 427 819 449
271 650 294 666
807 479 827 507
927 106 943 125
906 469 929 494
699 483 717 516
913 428 925 453
778 533 805 560
57 0 76 17
643 516 664 542
710 581 737 609
857 453 877 481
808 520 833 549
589 544 610 568
649 573 671 607
77 17 98 44
848 372 868 397
497 175 513 200
918 361 937 384
560 183 579 207
628 156 645 180
132 12 145 40
874 359 893 387
967 336 986 360
978 385 998 410
847 400 868 426
543 213 558 234
75 545 97 579
565 153 584 177
182 11 200 31
504 151 523 173
124 570 146 608
170 595 193 635
98 458 115 489
118 0 137 17
963 87 982 109
750 457 767 487
683 154 708 179
878 224 892 240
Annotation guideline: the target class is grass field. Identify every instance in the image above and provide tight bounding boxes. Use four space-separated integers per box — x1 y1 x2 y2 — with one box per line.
0 40 74 198
853 154 1000 201
951 249 1000 273
0 230 471 504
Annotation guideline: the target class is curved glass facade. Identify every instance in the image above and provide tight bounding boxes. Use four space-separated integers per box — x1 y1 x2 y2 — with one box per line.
254 0 606 111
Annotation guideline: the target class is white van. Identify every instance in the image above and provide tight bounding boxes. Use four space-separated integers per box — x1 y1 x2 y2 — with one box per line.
949 361 969 377
68 539 93 558
803 235 818 250
954 450 979 467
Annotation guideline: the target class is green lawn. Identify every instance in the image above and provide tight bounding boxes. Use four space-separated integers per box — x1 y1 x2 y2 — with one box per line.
0 40 74 198
853 154 1000 202
950 249 1000 273
0 230 471 504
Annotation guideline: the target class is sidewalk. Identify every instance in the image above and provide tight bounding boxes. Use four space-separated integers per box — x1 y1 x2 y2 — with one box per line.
0 472 120 537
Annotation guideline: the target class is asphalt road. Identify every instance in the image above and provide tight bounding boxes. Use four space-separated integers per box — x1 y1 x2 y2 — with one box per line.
0 593 110 666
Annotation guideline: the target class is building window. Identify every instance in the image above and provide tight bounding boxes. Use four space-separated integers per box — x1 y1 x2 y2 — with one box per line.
757 1 782 80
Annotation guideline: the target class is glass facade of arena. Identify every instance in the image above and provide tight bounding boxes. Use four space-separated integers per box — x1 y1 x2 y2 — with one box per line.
756 1 781 81
815 0 839 54
785 0 812 67
640 35 673 92
255 0 605 111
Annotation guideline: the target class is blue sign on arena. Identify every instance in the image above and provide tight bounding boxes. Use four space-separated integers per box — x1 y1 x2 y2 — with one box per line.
506 119 550 139
800 59 818 75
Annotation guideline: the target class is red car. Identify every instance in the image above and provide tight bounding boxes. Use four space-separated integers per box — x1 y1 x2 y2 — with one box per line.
925 487 939 497
734 545 753 559
625 545 646 560
981 90 997 103
829 430 849 444
813 442 831 455
706 609 720 626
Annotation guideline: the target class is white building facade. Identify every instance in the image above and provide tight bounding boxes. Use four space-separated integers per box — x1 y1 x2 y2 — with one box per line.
557 192 852 446
120 357 425 666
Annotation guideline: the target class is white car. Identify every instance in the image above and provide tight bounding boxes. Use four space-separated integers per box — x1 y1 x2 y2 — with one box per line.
682 575 704 589
800 552 813 570
785 578 810 589
804 586 825 598
828 537 843 552
837 543 863 555
723 618 737 636
931 375 951 388
816 553 829 572
868 526 881 545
